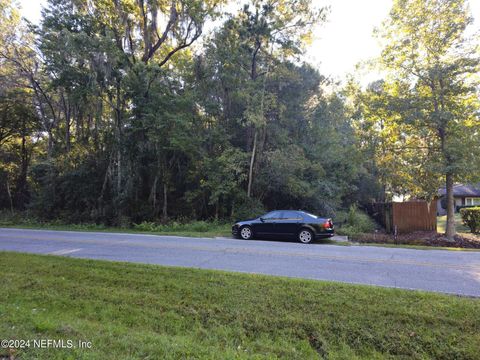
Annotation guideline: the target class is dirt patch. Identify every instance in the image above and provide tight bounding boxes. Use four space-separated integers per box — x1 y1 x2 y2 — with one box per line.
352 231 480 249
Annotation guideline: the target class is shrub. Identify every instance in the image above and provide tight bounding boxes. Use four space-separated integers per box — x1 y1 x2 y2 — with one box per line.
132 220 227 233
0 210 42 226
184 221 211 232
335 205 376 237
133 221 159 232
460 207 480 233
232 196 266 221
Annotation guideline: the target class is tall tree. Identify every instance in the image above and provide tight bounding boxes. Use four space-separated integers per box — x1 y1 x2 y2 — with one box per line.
205 0 325 198
0 0 41 211
377 0 480 240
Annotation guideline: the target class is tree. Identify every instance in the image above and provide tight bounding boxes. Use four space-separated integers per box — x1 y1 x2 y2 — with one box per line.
204 1 325 198
0 0 368 225
376 0 480 240
0 0 40 211
30 0 225 222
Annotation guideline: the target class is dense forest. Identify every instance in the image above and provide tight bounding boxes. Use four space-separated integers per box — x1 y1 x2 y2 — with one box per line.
1 0 479 239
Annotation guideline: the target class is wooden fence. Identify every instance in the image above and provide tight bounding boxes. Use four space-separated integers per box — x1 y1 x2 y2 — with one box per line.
367 201 437 234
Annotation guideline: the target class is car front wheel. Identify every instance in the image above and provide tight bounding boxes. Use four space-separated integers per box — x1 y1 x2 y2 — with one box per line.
240 226 253 240
298 229 313 244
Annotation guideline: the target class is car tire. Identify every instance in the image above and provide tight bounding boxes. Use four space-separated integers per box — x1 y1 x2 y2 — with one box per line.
298 228 313 244
239 226 253 240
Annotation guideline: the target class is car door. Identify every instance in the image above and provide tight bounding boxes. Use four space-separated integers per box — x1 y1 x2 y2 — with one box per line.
276 211 303 236
254 211 281 235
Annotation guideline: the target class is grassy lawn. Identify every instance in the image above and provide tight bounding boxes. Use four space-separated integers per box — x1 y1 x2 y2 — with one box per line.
1 252 479 359
437 213 471 234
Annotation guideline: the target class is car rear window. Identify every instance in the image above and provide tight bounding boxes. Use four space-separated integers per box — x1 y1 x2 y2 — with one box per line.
300 211 319 219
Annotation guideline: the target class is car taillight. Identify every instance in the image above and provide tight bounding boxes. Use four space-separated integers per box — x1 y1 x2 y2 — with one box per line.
324 219 333 229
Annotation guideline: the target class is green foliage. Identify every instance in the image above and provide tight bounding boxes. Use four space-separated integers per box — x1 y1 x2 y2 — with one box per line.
0 210 108 230
335 206 376 237
28 157 108 223
460 207 480 233
0 210 232 236
133 220 215 233
231 196 266 221
0 0 385 226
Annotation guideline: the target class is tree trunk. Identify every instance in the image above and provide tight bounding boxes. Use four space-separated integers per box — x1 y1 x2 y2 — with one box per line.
65 110 71 152
61 92 71 152
438 123 455 241
151 175 158 216
117 147 122 195
445 172 456 241
114 85 122 196
247 129 257 198
433 75 456 241
253 127 266 178
47 130 54 159
15 129 29 209
246 38 273 199
6 179 14 215
162 183 168 221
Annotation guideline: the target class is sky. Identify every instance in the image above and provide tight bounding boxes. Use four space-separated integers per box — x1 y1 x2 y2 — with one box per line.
17 0 480 84
305 0 391 82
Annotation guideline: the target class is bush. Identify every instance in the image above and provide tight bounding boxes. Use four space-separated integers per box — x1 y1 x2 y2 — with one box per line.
460 207 480 233
335 205 376 237
0 210 108 230
232 196 266 221
133 221 159 232
0 210 42 226
133 220 227 233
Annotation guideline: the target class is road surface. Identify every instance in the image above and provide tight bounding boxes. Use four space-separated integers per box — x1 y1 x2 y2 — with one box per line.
1 228 479 296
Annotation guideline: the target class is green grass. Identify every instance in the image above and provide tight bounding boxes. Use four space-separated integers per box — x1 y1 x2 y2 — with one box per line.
0 223 231 238
0 216 232 238
1 252 479 359
437 213 471 234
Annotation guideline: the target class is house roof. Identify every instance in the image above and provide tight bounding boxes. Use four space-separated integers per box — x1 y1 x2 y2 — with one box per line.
438 183 480 197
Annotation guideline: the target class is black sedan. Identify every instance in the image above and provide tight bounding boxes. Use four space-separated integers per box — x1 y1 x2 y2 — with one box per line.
232 210 334 244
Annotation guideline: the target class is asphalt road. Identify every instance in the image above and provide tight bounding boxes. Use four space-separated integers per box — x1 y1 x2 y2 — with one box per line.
1 228 480 296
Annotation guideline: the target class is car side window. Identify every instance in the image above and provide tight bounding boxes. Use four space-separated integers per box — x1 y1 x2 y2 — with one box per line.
263 211 281 220
281 211 302 220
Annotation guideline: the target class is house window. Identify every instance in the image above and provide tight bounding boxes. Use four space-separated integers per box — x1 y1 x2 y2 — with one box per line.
465 198 480 206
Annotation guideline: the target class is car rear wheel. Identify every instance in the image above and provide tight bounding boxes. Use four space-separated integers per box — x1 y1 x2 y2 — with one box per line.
298 229 313 244
240 226 253 240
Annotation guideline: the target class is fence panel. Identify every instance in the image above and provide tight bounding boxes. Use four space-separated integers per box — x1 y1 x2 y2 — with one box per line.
392 201 437 234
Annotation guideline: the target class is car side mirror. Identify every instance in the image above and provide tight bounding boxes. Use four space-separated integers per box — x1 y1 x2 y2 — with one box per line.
259 217 265 222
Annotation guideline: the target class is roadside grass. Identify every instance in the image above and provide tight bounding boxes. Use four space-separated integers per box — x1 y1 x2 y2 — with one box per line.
1 252 479 359
437 213 471 234
0 214 231 238
0 223 231 238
